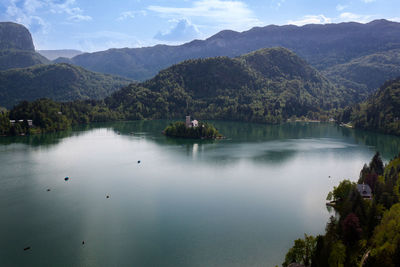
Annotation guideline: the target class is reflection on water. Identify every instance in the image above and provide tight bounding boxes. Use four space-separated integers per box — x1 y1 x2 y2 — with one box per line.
2 120 399 162
0 120 400 267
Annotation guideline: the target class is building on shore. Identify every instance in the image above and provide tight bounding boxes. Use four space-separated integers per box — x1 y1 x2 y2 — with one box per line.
356 183 372 200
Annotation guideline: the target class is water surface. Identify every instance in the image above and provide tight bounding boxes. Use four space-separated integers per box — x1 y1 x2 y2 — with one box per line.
0 121 399 267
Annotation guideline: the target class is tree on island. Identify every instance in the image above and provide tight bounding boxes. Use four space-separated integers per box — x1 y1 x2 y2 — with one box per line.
163 120 221 139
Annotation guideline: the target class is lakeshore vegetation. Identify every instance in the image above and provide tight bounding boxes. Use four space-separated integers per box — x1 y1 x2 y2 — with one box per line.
283 152 400 267
163 121 221 139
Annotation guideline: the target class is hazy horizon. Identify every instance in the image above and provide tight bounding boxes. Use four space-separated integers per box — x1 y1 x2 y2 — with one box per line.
1 0 399 52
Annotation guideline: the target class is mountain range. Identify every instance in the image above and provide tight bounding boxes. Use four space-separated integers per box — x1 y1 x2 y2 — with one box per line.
0 22 132 108
37 49 83 60
56 20 400 92
1 20 400 136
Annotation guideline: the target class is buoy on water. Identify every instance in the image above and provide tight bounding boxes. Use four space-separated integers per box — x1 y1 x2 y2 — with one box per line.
47 189 51 192
64 177 69 181
106 195 110 199
82 241 85 245
137 160 141 164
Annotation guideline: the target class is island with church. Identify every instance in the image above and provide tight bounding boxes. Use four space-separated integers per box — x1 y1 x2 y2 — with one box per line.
163 116 222 139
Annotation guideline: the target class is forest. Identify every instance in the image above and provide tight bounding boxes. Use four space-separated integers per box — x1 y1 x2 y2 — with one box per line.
283 152 400 267
163 121 221 139
337 77 400 136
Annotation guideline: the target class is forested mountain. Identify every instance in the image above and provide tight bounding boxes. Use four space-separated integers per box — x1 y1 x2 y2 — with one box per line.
0 63 132 108
38 49 83 60
60 20 400 83
338 77 400 135
0 47 349 135
0 22 49 70
105 47 351 123
325 49 400 98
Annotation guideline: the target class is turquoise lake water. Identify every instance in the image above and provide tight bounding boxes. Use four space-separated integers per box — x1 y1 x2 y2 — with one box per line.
1 121 399 266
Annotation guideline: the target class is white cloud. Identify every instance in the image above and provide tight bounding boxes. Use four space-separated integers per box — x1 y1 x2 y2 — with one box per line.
1 0 92 33
117 10 147 21
336 4 348 11
287 12 377 27
362 0 375 3
148 0 262 31
339 12 374 23
154 18 200 41
68 14 92 22
288 15 332 26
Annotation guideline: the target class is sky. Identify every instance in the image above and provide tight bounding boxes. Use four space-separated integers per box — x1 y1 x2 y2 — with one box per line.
0 0 399 52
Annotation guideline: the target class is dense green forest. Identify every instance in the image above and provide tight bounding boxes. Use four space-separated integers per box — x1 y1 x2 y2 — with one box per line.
283 152 400 267
105 47 351 124
324 49 400 99
0 63 132 108
163 121 221 139
0 99 120 136
338 77 400 136
0 49 49 71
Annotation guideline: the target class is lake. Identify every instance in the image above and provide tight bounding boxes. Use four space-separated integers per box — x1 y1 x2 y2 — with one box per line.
1 120 399 267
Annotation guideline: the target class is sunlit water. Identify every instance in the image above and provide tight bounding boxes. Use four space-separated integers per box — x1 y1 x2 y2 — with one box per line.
1 121 399 267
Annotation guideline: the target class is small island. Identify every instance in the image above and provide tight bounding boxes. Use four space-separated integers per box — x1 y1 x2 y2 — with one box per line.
163 116 222 139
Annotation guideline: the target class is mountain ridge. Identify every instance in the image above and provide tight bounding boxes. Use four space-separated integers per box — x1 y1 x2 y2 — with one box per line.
58 19 400 84
105 47 351 122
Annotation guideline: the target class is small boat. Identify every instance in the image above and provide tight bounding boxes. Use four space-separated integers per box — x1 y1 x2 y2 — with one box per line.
106 195 110 199
64 177 69 181
137 160 141 164
23 246 31 251
47 189 51 192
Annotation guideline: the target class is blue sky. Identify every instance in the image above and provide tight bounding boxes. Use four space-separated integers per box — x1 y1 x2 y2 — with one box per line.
0 0 399 52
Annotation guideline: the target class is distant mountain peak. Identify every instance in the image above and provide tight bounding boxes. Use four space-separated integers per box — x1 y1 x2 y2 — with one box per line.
206 30 240 41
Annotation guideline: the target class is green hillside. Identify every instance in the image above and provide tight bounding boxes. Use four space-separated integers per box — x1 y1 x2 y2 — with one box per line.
325 49 400 98
338 77 400 135
0 63 132 108
105 47 352 123
0 49 49 71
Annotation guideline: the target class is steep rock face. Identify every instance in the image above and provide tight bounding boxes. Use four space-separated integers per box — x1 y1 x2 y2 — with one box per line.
0 22 49 70
0 22 35 51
